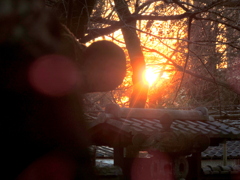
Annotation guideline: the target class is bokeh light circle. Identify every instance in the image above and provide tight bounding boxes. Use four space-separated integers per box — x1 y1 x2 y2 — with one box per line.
28 54 80 97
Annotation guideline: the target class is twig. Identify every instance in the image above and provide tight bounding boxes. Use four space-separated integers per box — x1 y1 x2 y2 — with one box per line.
172 16 193 104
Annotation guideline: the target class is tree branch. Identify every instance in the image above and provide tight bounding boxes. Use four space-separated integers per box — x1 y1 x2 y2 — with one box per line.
66 0 73 28
81 12 195 42
194 17 240 31
143 46 240 95
172 16 193 104
81 0 228 42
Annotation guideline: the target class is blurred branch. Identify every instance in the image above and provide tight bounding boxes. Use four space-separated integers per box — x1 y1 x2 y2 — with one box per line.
90 16 118 25
134 0 162 14
194 17 240 31
143 46 240 95
172 16 193 104
172 0 191 12
82 0 234 42
66 0 73 28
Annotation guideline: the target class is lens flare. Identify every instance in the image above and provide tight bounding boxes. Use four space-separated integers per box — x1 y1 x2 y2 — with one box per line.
28 55 80 97
17 152 77 180
131 151 173 180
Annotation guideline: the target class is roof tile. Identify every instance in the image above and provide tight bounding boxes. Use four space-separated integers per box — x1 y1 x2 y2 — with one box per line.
88 106 240 153
202 141 240 159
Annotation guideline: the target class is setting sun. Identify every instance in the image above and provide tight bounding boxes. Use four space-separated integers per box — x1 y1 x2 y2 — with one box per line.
145 67 159 86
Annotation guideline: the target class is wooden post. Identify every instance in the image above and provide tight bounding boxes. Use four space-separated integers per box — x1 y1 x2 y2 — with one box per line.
123 146 139 180
114 147 124 168
188 152 202 180
223 139 227 166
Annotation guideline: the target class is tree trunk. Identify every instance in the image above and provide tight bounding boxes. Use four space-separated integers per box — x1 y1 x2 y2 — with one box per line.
114 0 148 108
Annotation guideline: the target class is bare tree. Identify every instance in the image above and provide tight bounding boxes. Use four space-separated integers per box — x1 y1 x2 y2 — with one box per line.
47 0 240 108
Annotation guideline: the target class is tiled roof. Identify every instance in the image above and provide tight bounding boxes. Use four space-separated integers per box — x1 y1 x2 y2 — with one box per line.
100 117 240 138
202 141 240 159
87 106 240 137
87 105 240 153
202 165 240 175
92 146 114 158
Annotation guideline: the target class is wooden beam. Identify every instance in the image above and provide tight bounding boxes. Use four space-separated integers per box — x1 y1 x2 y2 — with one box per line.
120 107 209 121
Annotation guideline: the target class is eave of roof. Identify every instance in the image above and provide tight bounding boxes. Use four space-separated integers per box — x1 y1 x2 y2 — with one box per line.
87 104 240 154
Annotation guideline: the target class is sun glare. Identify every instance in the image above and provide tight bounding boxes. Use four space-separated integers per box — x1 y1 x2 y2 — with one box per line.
145 67 159 86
